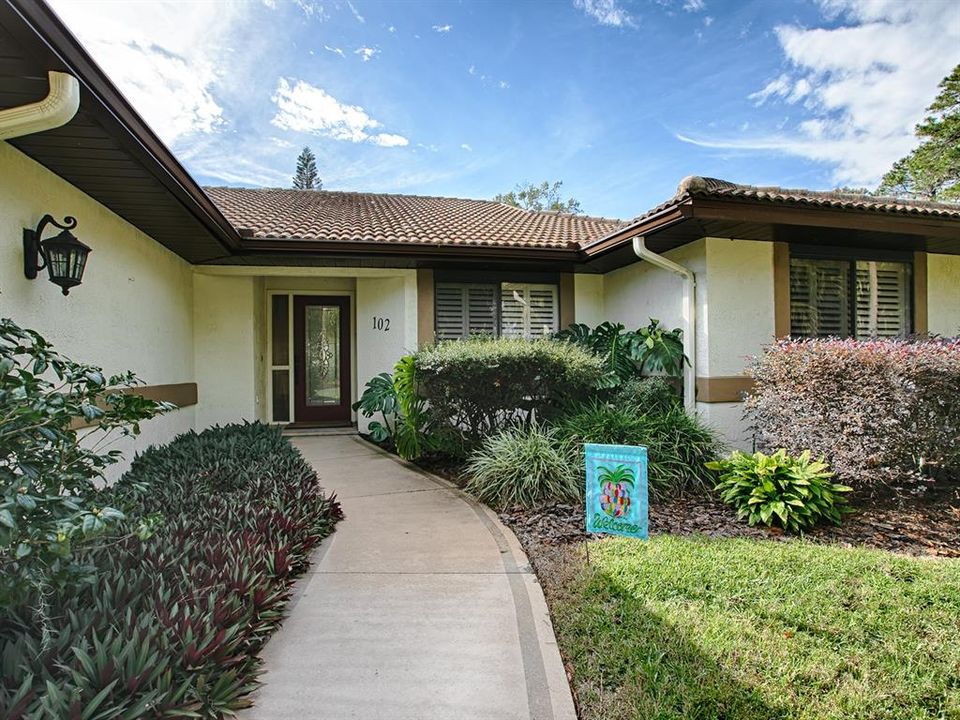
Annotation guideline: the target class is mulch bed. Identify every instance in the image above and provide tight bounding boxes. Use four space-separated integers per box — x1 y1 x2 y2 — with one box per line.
500 482 960 559
409 448 959 558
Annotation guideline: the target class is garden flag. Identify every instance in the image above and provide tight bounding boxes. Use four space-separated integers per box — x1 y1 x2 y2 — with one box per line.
585 443 648 539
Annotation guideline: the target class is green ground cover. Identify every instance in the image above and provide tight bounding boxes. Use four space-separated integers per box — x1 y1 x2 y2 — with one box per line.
544 536 960 720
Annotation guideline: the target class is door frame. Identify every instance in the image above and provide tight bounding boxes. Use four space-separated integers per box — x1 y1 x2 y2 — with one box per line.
291 295 352 424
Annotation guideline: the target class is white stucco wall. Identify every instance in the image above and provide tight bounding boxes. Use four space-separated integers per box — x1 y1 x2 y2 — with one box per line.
928 253 960 337
355 273 418 432
573 274 605 326
0 140 196 478
192 273 258 427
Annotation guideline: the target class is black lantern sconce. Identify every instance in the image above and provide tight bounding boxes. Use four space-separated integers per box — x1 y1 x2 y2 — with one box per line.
23 214 92 296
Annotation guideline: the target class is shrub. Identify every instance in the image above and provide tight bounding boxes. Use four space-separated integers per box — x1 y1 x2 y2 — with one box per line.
707 449 852 533
555 319 686 387
615 376 681 415
556 401 721 496
465 423 580 508
415 337 602 456
0 422 342 718
747 338 960 484
0 318 169 607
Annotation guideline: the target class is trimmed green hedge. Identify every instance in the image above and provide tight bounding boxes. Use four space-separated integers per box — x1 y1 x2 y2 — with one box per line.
0 422 342 719
415 337 602 456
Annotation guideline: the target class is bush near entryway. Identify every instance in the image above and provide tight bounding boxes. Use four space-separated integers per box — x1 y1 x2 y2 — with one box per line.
0 423 342 719
414 337 602 457
747 338 960 485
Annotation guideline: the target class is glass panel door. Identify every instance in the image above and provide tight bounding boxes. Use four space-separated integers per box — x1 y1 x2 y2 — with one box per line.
293 296 351 423
305 305 341 406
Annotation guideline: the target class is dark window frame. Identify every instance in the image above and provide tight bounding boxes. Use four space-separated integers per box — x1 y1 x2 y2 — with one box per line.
433 273 562 340
789 245 914 338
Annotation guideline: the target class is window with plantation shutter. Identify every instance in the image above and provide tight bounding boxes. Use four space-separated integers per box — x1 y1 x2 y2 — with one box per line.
435 283 498 340
500 283 559 339
789 256 912 339
790 259 851 337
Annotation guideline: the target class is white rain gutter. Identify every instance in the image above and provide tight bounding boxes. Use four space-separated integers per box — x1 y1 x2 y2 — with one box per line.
0 71 80 140
632 236 697 411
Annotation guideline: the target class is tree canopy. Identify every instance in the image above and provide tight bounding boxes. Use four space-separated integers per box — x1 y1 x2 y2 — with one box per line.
494 180 583 214
878 64 960 201
292 146 321 190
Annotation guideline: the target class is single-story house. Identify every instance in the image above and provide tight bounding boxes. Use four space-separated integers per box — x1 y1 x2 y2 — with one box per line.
2 0 959 470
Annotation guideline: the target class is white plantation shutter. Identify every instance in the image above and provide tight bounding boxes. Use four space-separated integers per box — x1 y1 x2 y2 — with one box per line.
500 284 559 339
790 259 850 337
855 261 911 338
435 283 498 340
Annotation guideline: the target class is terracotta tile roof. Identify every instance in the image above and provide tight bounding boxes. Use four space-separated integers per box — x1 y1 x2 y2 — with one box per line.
651 176 960 223
204 187 625 250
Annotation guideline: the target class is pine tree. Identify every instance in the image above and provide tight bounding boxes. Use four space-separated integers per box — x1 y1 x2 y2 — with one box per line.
878 65 960 201
292 146 321 190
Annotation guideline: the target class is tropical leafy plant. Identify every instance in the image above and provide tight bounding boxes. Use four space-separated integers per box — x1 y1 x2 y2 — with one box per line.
555 319 686 387
615 376 681 415
465 423 580 508
352 372 398 443
707 449 852 533
0 318 171 607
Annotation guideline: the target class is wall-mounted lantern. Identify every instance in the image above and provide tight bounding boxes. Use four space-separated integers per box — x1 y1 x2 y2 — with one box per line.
23 214 91 296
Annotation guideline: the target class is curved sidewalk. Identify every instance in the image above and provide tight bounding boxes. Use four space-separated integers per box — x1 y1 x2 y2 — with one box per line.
241 434 577 720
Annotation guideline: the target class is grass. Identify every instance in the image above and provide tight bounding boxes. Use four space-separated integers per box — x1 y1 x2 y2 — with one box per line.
542 535 960 720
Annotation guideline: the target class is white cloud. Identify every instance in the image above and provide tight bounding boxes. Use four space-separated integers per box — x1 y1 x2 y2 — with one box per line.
371 133 409 147
461 143 473 152
271 78 408 148
683 0 705 11
47 0 251 145
498 80 510 90
703 15 714 26
573 0 635 27
685 0 960 186
324 44 346 57
387 25 396 32
346 0 364 23
354 46 379 61
432 24 452 33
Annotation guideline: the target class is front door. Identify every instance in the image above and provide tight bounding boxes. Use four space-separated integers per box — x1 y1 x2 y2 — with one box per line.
293 296 351 423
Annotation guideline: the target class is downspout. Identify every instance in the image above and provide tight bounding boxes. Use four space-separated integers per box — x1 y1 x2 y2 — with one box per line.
0 71 80 140
632 236 697 412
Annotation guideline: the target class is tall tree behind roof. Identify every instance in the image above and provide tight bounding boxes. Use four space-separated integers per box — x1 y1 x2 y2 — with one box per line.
292 146 321 190
878 65 960 201
494 180 583 214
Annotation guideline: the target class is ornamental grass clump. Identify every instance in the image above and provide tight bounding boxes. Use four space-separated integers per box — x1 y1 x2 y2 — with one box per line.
708 449 851 533
747 337 960 484
0 422 342 719
465 423 580 508
556 401 721 496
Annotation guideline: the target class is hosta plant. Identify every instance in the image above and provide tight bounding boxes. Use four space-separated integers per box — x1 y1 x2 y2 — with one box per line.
707 449 852 533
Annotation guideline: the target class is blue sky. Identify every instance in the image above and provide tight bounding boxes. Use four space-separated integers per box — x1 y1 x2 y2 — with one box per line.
49 0 959 219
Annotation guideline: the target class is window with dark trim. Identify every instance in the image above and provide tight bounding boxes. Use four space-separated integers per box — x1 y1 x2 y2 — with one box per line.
435 281 559 340
789 249 912 338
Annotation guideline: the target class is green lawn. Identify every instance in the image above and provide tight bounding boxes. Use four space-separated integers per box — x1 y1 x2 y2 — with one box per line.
543 536 960 720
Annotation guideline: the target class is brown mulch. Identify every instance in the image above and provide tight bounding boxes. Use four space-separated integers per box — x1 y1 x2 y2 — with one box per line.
500 482 960 559
407 447 960 558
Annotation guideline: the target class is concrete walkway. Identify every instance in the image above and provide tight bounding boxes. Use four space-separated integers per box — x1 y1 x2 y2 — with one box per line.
241 435 577 720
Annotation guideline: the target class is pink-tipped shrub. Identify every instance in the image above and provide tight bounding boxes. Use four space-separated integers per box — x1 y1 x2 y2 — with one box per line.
746 337 960 484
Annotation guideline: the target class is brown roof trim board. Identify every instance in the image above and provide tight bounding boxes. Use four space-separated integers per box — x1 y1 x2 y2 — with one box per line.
2 0 241 256
584 176 960 258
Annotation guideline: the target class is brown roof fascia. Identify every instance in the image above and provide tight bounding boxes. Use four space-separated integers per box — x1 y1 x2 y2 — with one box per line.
238 238 583 263
5 0 242 254
690 197 960 239
581 201 692 256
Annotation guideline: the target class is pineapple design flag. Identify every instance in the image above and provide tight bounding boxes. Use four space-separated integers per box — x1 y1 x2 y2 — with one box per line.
585 443 648 539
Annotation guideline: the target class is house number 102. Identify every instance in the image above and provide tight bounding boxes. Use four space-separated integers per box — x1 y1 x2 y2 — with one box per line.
372 316 391 331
